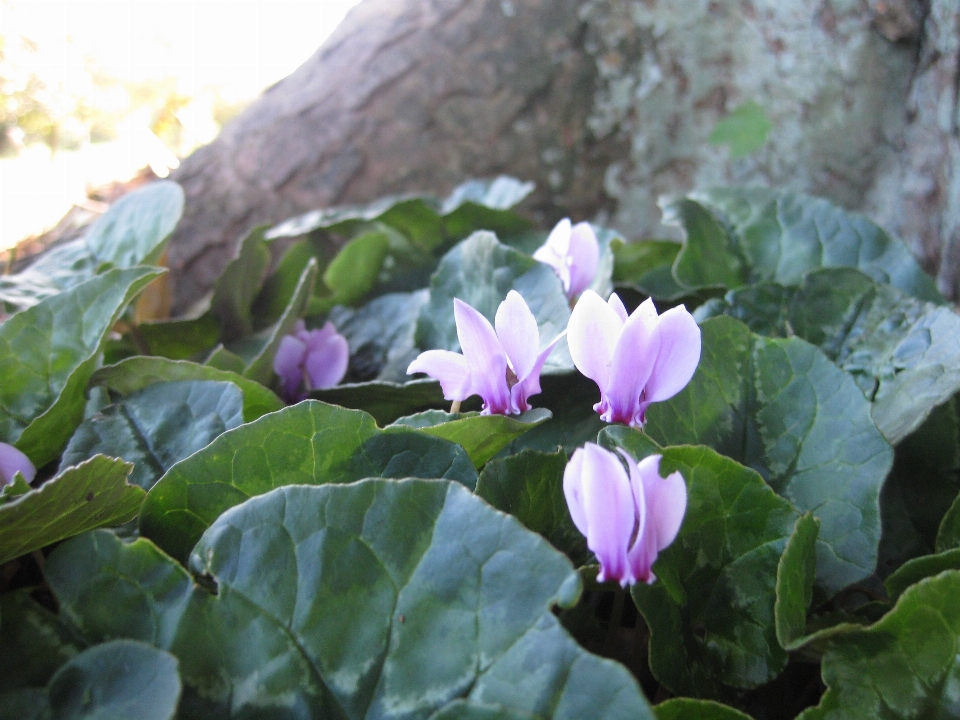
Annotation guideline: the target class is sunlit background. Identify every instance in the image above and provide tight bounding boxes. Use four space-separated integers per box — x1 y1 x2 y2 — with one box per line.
0 0 362 251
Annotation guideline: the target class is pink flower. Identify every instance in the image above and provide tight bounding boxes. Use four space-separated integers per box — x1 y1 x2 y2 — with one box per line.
533 218 600 300
564 444 686 586
0 442 36 487
568 290 701 427
407 291 564 415
273 320 349 402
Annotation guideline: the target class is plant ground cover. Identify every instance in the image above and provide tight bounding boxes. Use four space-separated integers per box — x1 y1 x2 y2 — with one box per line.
1 178 960 719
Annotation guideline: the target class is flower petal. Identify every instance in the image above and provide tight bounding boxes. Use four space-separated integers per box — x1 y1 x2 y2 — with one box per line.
512 330 565 412
608 293 629 323
273 334 307 401
563 447 589 536
644 305 701 404
578 443 637 586
636 454 687 551
407 350 472 401
454 299 510 413
566 222 600 298
303 327 349 390
620 449 654 584
0 442 35 485
604 300 660 426
567 290 623 391
533 218 572 290
495 290 539 382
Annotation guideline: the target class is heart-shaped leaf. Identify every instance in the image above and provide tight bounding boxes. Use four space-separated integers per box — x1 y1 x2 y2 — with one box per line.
798 570 960 719
611 238 686 300
392 408 551 468
0 267 163 466
91 357 283 422
139 400 478 561
665 188 941 302
311 378 451 426
0 456 142 565
775 514 820 650
210 226 271 342
654 698 754 720
60 381 244 491
645 316 893 598
48 480 654 719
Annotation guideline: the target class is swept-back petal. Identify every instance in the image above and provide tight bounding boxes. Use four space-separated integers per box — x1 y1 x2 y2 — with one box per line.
608 293 629 323
512 330 565 412
273 334 307 400
454 298 510 413
604 302 660 425
304 331 349 390
578 443 636 585
495 290 539 381
563 447 589 536
567 290 623 390
534 218 572 290
566 222 600 298
407 350 472 401
636 454 687 551
644 305 701 404
0 442 36 485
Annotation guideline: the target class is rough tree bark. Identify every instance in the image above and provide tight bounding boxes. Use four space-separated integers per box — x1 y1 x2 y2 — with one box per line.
169 0 960 311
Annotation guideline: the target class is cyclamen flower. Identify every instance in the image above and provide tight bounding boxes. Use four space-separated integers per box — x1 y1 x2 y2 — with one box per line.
533 218 600 301
564 444 686 586
273 320 349 402
568 290 701 428
0 442 36 487
407 291 564 415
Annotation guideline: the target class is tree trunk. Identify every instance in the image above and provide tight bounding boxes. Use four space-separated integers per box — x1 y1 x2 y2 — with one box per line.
168 0 960 311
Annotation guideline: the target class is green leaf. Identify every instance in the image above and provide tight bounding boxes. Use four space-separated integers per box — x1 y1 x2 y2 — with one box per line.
318 229 390 310
627 445 799 697
0 241 98 315
0 456 142 565
392 408 551 468
0 688 50 720
415 231 572 370
0 267 164 466
1 473 32 503
475 449 590 566
210 226 271 342
91 357 283 423
696 268 960 443
654 698 754 720
82 181 184 267
46 640 181 720
669 188 941 301
775 514 820 650
139 400 478 561
884 548 960 603
937 492 960 552
708 101 772 158
798 570 960 719
251 239 318 329
311 378 450 426
136 314 221 360
60 381 244 491
877 400 959 577
234 258 318 384
49 481 654 719
329 289 430 382
203 345 247 374
0 589 84 692
496 372 607 456
611 238 686 300
645 316 894 598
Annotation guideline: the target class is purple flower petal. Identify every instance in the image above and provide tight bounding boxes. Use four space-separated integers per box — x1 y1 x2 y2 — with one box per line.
495 290 539 382
643 305 702 405
511 330 565 413
454 299 510 414
563 447 589 535
603 301 660 426
636 454 687 551
0 442 36 486
568 290 623 391
608 293 629 323
566 222 600 298
407 350 472 401
273 334 308 401
534 218 573 291
303 325 349 390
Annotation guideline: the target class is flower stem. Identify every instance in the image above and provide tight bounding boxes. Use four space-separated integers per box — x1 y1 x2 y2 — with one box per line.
449 400 461 414
603 586 626 656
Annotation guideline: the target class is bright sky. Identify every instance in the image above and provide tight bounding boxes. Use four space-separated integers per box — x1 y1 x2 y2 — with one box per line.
0 0 362 250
